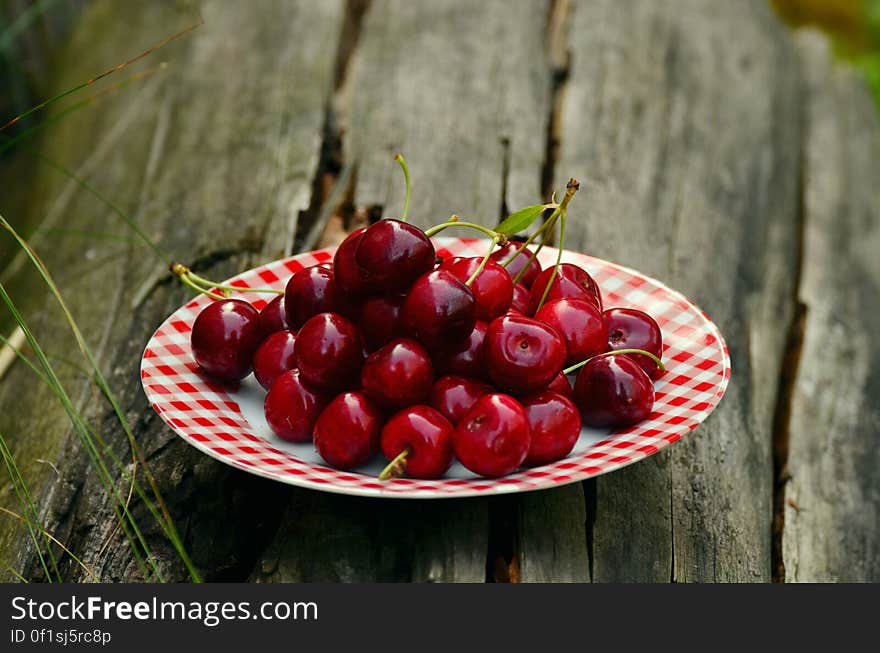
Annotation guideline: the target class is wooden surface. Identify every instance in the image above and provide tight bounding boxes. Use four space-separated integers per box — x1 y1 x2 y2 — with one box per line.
0 0 877 582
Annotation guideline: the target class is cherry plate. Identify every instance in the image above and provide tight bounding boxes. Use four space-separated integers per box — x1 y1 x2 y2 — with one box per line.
141 237 731 498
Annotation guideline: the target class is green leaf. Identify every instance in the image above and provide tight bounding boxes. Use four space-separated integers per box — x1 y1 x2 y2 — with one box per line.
496 204 547 236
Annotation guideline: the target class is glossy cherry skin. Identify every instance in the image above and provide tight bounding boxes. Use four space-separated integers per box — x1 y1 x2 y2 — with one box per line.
401 269 477 350
489 242 542 288
432 321 487 379
604 307 664 379
453 393 531 478
440 257 513 321
284 265 351 328
358 294 405 351
573 354 654 428
264 369 329 442
355 219 435 293
252 330 298 390
485 315 565 395
509 283 531 315
528 263 602 315
333 227 373 295
294 312 364 391
191 299 263 383
313 391 383 470
429 375 492 424
360 338 434 411
535 297 608 367
547 372 574 400
257 295 289 336
521 391 581 466
381 406 454 479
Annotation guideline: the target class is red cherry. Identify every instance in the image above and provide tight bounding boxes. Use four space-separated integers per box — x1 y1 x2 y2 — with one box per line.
547 372 574 400
429 375 492 424
257 295 289 336
294 312 364 391
314 391 383 470
432 321 487 379
191 299 263 383
604 307 664 379
284 265 350 328
400 269 477 350
535 298 608 366
528 263 602 315
440 257 513 321
355 219 435 292
361 338 434 411
573 354 654 428
333 227 373 295
264 369 329 442
509 283 530 315
521 391 581 466
380 406 454 479
252 330 298 390
485 315 565 395
358 294 405 351
489 242 542 288
452 393 531 477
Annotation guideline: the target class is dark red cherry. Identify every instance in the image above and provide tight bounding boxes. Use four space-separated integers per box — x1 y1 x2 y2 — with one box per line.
528 263 602 315
440 257 513 321
521 391 581 466
401 269 477 350
333 227 373 295
313 391 383 470
360 338 433 411
252 330 298 390
453 393 531 477
509 283 530 315
485 315 565 395
355 219 435 292
432 321 487 379
573 354 654 428
547 372 574 400
264 369 329 442
257 295 289 336
604 307 664 379
535 297 608 366
429 375 492 424
294 312 364 391
489 242 542 288
358 294 406 351
284 265 351 328
380 406 454 479
191 299 263 383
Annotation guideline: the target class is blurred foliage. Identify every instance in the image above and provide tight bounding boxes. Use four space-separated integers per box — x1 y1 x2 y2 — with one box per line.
772 0 880 104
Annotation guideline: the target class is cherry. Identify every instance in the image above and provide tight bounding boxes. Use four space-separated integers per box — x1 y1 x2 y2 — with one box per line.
432 320 487 379
358 294 405 351
490 242 542 288
528 263 602 315
355 219 435 292
429 375 492 424
313 391 383 470
263 369 329 442
252 329 298 390
333 226 373 295
604 307 664 379
284 264 351 328
535 297 608 367
380 406 453 479
361 338 434 411
573 353 654 428
440 256 513 321
547 372 574 400
401 269 476 350
294 312 364 391
509 283 530 315
485 314 565 395
257 295 289 336
453 393 531 478
191 299 263 383
521 391 581 466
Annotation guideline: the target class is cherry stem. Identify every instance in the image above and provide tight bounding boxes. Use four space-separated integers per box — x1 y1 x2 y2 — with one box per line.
178 273 226 301
394 153 411 223
465 235 501 286
535 210 566 312
562 348 665 375
170 262 283 301
521 178 579 297
378 448 410 481
499 205 557 269
424 218 507 243
186 270 284 295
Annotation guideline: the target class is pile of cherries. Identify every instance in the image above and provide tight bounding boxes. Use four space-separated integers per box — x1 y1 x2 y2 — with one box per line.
187 166 664 480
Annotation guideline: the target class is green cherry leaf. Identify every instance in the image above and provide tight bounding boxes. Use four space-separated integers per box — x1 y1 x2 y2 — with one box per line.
496 204 548 236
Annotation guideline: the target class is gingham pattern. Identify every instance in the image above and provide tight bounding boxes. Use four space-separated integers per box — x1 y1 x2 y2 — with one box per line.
141 237 730 498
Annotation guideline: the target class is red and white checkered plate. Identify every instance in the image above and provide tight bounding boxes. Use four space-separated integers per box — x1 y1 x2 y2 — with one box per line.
141 237 730 498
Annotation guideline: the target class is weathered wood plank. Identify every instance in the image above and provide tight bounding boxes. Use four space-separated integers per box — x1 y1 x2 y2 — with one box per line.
781 33 880 582
557 0 803 581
